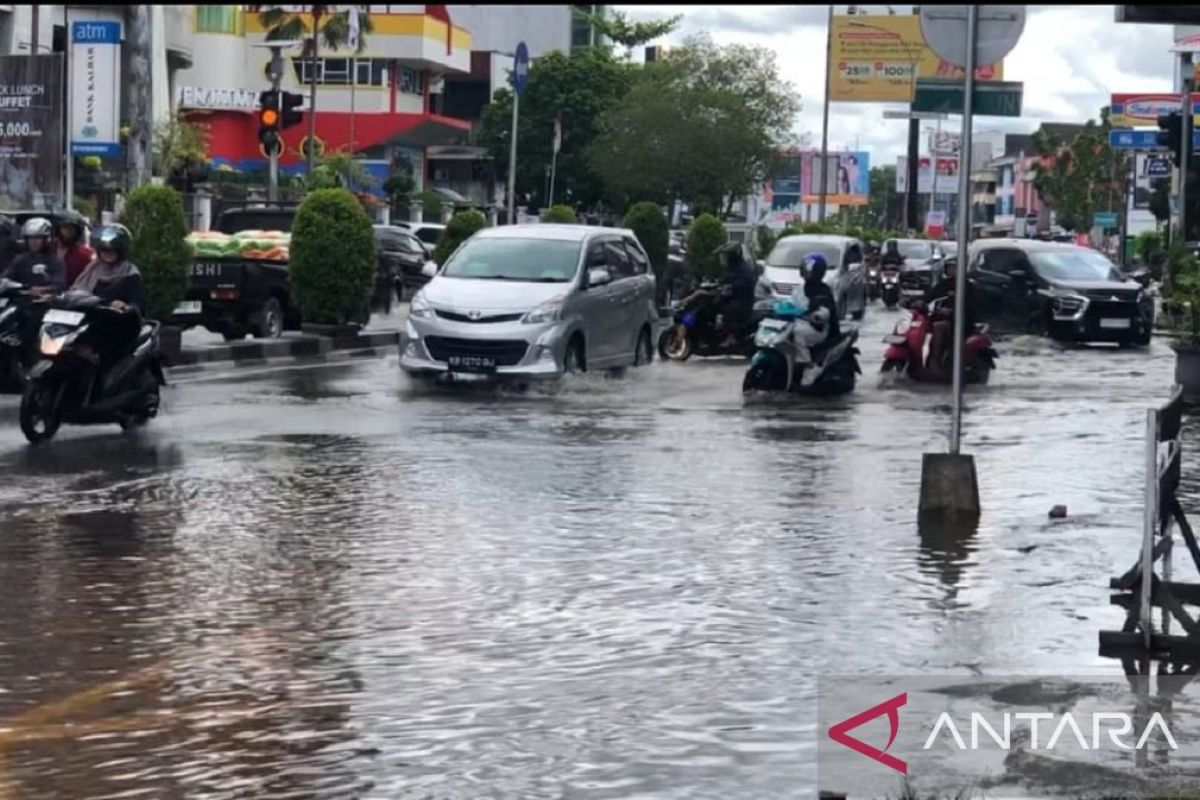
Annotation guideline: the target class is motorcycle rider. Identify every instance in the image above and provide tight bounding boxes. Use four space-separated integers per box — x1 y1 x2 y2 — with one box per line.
55 210 95 288
0 215 18 275
922 255 976 382
881 239 905 269
791 253 841 386
1 217 66 291
70 224 145 370
715 242 757 348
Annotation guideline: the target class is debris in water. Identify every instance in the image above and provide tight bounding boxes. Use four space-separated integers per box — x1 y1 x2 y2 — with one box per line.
1049 505 1068 519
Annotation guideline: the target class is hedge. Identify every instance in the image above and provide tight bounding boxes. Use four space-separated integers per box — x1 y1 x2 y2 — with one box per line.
120 184 191 321
542 205 578 223
687 213 727 280
433 210 488 266
290 188 376 325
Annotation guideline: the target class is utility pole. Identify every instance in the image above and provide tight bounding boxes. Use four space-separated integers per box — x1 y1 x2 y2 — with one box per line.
306 7 323 176
30 5 40 53
125 6 152 189
1182 52 1194 243
949 4 978 457
818 4 833 223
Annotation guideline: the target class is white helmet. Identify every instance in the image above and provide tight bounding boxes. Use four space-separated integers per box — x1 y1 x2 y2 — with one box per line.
21 217 52 240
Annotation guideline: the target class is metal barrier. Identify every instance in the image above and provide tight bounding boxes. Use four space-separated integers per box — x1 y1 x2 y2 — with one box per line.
1100 385 1198 669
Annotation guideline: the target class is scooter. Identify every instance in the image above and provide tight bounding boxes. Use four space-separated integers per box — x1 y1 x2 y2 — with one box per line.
880 268 901 310
19 291 167 444
880 297 998 384
742 301 861 396
0 279 45 392
658 281 772 361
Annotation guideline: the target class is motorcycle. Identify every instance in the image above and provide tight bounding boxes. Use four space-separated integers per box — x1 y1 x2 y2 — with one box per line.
0 278 46 392
19 291 167 444
742 301 861 396
880 268 901 310
880 297 998 384
658 281 772 361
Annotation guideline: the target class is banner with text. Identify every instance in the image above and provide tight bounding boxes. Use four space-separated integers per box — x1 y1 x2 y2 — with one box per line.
1110 92 1200 128
830 15 1004 103
71 20 122 156
896 156 959 195
0 55 64 210
800 151 871 206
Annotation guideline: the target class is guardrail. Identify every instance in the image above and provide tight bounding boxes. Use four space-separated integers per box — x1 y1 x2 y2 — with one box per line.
1100 385 1199 667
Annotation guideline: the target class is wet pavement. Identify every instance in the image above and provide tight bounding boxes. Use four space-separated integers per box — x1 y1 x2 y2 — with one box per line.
0 302 1191 798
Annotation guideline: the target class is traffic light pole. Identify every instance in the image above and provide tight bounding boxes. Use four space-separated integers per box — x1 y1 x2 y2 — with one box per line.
1182 54 1194 243
266 50 285 203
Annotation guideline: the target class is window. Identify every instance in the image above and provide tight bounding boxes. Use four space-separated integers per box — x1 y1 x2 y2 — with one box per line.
442 238 582 283
197 5 239 34
625 239 649 275
980 248 1027 277
1029 250 1122 283
398 66 425 95
356 58 387 87
293 58 389 87
322 58 351 85
375 229 412 253
603 240 634 279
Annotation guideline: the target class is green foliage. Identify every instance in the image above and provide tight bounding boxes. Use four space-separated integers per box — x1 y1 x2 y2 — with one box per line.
542 204 578 223
480 47 635 211
1031 116 1128 234
1167 255 1200 346
293 150 373 192
686 213 727 280
383 155 415 213
433 210 487 266
417 190 444 220
289 188 376 325
582 9 681 54
152 110 210 179
1135 230 1165 265
249 4 373 53
119 185 191 321
623 201 669 270
72 196 97 222
588 35 801 215
754 225 779 260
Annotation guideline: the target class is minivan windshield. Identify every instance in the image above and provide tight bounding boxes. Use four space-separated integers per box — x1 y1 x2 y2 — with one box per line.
1029 249 1124 283
766 240 841 269
892 240 934 260
441 237 582 283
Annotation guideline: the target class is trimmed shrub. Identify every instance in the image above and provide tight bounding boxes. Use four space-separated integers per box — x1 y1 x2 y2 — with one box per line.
433 210 488 266
687 213 727 280
542 204 578 223
623 201 668 271
290 188 376 325
417 190 444 221
119 184 191 321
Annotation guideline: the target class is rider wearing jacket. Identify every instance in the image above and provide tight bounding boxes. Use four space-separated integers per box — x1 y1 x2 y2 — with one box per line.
923 257 975 380
716 242 756 345
881 240 904 269
2 218 66 291
791 253 841 386
55 211 95 288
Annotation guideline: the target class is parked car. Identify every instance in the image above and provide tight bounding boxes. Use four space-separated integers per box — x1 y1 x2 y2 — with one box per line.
396 222 446 253
884 238 945 299
966 239 1154 346
173 205 302 340
374 224 432 303
760 234 867 321
401 224 659 380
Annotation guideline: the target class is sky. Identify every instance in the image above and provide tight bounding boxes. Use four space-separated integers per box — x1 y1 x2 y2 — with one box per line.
617 4 1181 169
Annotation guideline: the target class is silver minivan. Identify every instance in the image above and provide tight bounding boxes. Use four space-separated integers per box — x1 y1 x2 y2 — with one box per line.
400 224 659 380
761 234 868 321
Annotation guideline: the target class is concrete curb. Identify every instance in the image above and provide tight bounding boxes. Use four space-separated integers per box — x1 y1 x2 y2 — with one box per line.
169 331 400 369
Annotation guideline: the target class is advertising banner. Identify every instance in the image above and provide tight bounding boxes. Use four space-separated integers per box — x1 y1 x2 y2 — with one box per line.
71 20 122 156
896 156 960 195
929 130 960 155
799 151 870 206
0 55 64 210
830 15 1004 103
1110 92 1200 127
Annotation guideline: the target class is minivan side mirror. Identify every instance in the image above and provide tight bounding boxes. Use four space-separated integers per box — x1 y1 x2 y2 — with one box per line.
587 267 612 288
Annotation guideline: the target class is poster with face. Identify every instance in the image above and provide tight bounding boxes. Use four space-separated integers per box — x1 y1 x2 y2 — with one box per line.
0 55 64 210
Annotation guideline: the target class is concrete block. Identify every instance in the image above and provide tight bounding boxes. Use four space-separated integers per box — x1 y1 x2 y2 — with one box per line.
919 452 980 517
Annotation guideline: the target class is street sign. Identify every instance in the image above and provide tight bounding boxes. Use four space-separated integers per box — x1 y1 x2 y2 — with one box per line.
1108 128 1200 149
920 5 1026 69
1094 211 1119 228
882 110 949 120
1148 156 1173 177
911 79 1024 117
513 41 529 95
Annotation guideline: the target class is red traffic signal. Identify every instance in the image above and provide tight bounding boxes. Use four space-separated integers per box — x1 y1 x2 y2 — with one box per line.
280 91 304 131
258 90 282 156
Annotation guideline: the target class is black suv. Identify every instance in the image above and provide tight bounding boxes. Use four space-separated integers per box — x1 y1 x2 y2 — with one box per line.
967 239 1153 346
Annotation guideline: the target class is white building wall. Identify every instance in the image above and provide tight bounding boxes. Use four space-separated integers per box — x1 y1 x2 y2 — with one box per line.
445 5 571 56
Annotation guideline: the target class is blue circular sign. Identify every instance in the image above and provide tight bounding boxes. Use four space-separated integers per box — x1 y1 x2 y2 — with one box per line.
513 41 530 95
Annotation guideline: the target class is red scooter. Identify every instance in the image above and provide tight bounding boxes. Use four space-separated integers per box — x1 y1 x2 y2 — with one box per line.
881 297 998 384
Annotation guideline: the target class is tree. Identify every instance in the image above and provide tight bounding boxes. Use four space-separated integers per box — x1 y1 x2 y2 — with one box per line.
383 155 416 218
847 166 899 231
479 47 634 211
152 111 210 180
433 210 487 266
249 5 373 172
1031 114 1128 234
582 9 681 58
292 149 372 192
687 213 727 280
588 35 801 218
120 185 191 321
623 201 669 299
290 188 376 325
542 205 578 223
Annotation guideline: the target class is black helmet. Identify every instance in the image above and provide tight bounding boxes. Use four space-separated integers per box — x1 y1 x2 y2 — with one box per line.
54 209 88 240
94 224 132 260
716 241 746 269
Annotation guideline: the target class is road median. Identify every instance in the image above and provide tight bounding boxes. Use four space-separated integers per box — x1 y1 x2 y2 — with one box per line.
169 329 400 373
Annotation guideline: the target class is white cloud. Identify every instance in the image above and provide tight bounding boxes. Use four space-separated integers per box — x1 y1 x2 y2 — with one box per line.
618 5 1179 168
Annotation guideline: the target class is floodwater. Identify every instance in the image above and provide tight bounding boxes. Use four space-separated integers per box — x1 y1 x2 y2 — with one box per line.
0 305 1190 799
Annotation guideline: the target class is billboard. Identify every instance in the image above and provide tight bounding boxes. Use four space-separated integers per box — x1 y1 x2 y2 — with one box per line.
830 15 1004 103
798 151 870 206
896 156 959 195
71 20 122 156
0 55 64 210
929 130 961 155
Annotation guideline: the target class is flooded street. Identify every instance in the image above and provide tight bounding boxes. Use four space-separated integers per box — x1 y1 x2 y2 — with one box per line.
0 304 1189 799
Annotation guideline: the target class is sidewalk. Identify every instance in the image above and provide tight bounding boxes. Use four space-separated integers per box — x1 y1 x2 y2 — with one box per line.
173 306 409 368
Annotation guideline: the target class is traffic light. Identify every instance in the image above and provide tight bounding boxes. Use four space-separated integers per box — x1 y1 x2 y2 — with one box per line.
280 91 304 131
1157 112 1183 167
258 90 281 156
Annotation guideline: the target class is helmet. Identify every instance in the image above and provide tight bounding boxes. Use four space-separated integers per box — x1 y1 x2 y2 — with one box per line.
22 217 52 240
716 241 747 270
94 224 132 260
54 209 88 240
801 252 828 282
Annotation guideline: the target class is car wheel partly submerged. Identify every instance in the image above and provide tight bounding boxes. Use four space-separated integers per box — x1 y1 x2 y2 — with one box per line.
564 339 586 375
634 327 653 367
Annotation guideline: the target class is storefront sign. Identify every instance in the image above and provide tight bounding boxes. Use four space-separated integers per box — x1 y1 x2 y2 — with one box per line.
71 20 122 156
0 55 64 209
177 86 260 112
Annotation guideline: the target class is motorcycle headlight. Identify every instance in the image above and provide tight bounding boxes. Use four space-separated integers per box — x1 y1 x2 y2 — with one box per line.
410 291 436 320
522 297 565 325
40 332 68 356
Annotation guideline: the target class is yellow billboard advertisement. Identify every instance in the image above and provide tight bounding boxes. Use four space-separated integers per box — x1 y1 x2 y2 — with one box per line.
829 15 1005 103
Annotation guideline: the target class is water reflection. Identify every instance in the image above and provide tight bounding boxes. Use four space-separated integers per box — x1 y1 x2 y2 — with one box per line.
917 512 981 600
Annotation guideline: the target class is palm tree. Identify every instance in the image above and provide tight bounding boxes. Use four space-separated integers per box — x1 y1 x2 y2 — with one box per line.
247 5 373 174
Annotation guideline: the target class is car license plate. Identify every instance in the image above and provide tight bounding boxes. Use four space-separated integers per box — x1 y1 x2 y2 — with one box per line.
447 355 496 373
44 309 84 326
174 301 202 315
1100 318 1132 330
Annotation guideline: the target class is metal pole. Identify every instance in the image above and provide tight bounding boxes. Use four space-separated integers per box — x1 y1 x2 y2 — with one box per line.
307 9 320 176
1119 154 1131 269
1141 408 1158 649
905 118 920 232
507 89 519 225
269 150 280 202
949 4 977 456
64 6 74 211
31 5 39 54
1181 54 1194 243
818 4 833 223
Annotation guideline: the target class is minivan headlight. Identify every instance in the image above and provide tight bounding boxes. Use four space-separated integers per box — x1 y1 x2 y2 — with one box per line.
410 291 436 320
522 297 566 325
1051 290 1088 319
